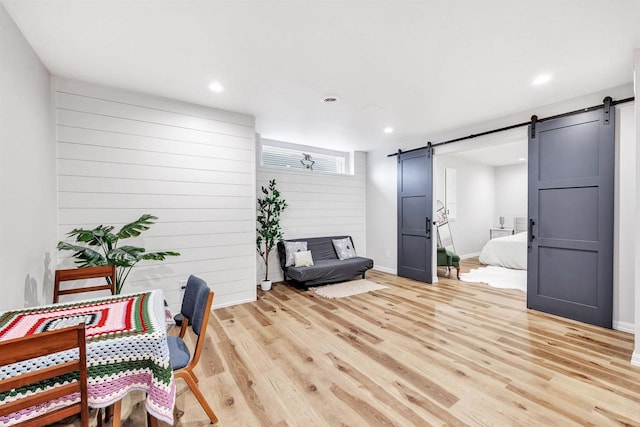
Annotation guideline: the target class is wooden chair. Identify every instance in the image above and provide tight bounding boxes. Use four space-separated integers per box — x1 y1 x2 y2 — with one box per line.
54 265 116 303
177 275 203 340
167 275 218 424
0 323 89 426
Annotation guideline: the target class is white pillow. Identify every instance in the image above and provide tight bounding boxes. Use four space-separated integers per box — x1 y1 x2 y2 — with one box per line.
283 241 307 267
332 238 357 260
294 250 314 267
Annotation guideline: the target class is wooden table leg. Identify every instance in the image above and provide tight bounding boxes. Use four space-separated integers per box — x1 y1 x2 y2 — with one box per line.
147 412 158 427
112 400 122 427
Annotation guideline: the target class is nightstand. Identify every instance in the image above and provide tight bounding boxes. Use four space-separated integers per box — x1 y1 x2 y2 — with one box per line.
490 227 514 239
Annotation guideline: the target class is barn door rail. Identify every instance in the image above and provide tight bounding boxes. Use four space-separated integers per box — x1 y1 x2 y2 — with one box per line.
388 96 633 157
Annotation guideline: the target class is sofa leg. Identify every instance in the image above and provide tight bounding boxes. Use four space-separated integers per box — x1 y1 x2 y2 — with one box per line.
362 272 366 279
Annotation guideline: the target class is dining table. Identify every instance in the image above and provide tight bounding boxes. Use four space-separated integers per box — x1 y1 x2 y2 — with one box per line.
0 290 176 426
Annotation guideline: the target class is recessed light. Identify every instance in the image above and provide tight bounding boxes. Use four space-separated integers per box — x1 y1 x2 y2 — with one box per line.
208 82 224 93
518 158 526 161
532 74 552 85
384 127 394 134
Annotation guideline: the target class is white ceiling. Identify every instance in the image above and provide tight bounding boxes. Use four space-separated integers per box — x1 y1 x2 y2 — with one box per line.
3 1 640 153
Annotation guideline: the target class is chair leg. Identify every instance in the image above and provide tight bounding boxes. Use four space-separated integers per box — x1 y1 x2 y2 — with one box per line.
176 370 218 424
456 267 460 280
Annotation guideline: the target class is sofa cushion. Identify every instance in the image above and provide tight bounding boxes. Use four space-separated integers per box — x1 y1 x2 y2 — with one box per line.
278 236 353 270
294 250 314 267
283 241 307 267
305 237 340 260
286 257 373 284
167 335 190 370
332 237 357 260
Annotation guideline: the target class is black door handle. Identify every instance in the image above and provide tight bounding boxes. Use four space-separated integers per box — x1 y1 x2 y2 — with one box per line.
426 217 431 239
529 219 536 242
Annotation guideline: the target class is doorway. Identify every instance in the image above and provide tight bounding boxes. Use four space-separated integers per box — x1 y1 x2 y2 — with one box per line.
433 130 528 286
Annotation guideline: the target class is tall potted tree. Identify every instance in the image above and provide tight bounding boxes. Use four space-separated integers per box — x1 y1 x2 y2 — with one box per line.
57 214 180 294
256 179 287 291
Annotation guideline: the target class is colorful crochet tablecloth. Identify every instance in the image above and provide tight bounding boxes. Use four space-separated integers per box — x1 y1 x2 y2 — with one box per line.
0 290 175 425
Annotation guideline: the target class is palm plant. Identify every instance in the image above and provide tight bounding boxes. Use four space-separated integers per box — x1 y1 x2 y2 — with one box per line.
256 179 287 281
57 214 180 294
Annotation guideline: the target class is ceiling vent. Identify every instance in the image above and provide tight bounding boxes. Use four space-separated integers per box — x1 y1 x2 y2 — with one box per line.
321 95 340 104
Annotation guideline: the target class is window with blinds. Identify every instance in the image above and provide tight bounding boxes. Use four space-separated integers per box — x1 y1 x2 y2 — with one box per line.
260 139 348 174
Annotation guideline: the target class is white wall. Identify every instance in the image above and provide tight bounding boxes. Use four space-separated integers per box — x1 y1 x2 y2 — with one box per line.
366 150 397 274
0 5 56 310
494 163 528 229
54 78 256 312
366 84 636 334
633 49 640 366
433 155 495 258
614 103 635 332
257 145 366 282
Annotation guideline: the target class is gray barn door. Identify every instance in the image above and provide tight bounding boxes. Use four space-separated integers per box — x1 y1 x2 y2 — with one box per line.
397 148 433 283
527 108 614 328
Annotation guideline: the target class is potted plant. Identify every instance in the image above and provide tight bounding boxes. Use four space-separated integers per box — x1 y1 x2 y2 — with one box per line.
256 179 287 291
57 214 180 294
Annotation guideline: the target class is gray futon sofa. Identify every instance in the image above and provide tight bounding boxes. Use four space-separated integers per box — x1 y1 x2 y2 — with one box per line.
277 236 374 288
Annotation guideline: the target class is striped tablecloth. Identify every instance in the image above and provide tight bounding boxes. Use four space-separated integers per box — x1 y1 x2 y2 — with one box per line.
0 290 175 425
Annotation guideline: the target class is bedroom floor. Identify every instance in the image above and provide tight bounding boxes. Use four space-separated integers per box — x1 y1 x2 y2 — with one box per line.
437 256 484 278
448 256 528 293
460 256 484 274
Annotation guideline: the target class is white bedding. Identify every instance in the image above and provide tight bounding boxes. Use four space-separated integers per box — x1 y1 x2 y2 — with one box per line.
479 232 527 270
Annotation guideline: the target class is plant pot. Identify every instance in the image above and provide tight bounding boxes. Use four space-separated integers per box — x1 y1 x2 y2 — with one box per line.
260 280 272 291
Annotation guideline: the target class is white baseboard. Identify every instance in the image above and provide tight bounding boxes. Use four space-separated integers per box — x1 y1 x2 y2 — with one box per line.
373 265 397 275
372 266 441 283
213 296 255 309
631 351 640 367
613 320 635 333
460 252 480 259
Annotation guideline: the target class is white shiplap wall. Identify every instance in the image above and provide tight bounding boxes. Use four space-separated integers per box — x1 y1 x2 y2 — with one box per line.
256 146 367 282
54 78 256 311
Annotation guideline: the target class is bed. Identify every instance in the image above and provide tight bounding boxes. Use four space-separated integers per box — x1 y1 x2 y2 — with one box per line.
478 217 527 270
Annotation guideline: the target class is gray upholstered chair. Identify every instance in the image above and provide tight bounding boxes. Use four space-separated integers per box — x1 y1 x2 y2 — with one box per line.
167 275 218 424
176 274 201 339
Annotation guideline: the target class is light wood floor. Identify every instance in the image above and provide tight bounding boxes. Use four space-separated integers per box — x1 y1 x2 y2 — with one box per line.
166 268 640 426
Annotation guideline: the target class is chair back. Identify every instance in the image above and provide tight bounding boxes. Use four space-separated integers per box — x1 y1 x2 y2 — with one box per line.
191 283 212 336
178 275 206 337
181 275 206 318
54 265 116 303
184 280 214 368
0 323 89 427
